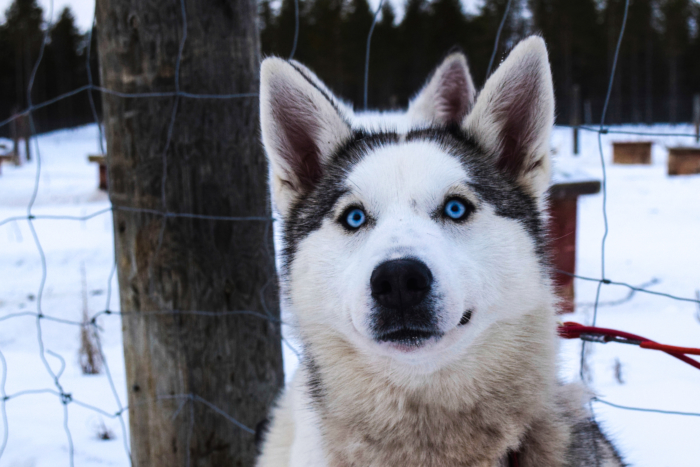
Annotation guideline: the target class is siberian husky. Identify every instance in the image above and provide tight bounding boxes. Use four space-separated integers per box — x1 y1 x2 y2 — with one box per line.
256 36 625 467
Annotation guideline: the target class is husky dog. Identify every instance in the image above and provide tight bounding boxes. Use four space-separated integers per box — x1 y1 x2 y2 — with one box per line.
257 37 625 467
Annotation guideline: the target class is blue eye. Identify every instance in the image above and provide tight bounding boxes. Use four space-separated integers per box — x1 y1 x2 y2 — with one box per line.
344 208 366 229
444 199 469 221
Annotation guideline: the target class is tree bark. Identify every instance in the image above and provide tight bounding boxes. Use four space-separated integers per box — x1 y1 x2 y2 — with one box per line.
645 35 653 124
669 54 678 124
96 1 283 465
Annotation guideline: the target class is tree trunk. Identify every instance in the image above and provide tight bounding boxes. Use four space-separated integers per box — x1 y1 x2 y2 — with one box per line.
669 54 678 123
645 35 653 124
630 40 640 124
96 1 284 466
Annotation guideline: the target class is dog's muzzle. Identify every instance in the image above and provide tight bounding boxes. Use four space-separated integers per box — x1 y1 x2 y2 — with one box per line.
369 259 441 347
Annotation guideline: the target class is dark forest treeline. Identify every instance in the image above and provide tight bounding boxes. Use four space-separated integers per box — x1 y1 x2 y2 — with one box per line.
1 0 699 137
0 0 100 136
261 0 700 124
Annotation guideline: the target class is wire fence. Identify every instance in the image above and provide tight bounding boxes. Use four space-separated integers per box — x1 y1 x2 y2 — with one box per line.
0 0 699 465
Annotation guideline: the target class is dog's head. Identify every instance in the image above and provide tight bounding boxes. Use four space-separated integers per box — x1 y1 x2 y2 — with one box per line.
261 37 555 370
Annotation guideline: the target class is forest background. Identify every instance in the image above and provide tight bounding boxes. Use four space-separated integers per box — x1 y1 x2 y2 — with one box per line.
2 0 700 137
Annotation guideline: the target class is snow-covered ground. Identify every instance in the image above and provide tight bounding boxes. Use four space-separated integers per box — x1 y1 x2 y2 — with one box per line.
0 123 698 466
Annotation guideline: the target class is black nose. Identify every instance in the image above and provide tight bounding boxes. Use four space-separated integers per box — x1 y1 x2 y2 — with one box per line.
370 259 433 310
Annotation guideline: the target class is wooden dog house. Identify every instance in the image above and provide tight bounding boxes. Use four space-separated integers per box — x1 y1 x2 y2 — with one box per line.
667 147 700 176
612 141 652 165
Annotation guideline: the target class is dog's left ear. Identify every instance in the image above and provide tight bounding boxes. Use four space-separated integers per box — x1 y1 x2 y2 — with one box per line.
260 58 353 216
408 51 476 126
288 60 354 115
463 36 554 198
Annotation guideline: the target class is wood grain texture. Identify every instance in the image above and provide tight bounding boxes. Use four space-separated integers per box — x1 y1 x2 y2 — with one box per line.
96 1 283 465
612 141 652 165
668 147 700 175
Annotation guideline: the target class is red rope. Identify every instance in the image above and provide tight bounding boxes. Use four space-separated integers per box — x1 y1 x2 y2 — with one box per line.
639 342 700 356
504 323 699 465
558 322 700 371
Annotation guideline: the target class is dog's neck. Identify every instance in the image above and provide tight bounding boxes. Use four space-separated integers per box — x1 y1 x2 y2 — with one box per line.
299 308 560 467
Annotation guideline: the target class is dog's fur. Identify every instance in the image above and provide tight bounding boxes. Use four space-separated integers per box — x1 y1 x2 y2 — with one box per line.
256 37 625 467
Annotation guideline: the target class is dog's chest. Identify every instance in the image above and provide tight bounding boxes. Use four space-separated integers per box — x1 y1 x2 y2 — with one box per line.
317 392 528 467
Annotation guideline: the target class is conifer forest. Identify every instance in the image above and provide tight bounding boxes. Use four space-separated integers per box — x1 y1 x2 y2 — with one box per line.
2 0 700 136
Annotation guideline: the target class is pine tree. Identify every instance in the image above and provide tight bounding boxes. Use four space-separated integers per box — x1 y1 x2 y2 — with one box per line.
0 0 44 128
688 1 700 110
341 0 373 106
46 7 83 128
469 0 526 87
428 0 469 65
304 0 346 93
259 0 278 55
396 0 430 104
367 1 398 108
0 18 14 134
621 0 660 123
271 0 304 59
530 0 604 123
659 0 693 123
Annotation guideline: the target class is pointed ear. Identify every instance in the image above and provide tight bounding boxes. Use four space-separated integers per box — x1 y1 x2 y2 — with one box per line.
463 37 554 198
408 51 476 126
260 58 353 215
288 60 355 116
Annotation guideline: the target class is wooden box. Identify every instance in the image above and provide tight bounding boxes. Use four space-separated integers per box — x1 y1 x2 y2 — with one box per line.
612 141 652 165
547 180 601 313
88 154 108 191
668 147 700 176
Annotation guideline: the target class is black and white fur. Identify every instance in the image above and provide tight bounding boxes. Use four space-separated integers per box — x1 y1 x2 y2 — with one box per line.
257 37 625 467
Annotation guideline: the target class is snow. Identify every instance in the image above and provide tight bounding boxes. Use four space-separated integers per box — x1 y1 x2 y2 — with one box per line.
0 123 699 465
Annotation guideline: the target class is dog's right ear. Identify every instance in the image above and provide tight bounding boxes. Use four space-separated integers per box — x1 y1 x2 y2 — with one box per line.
462 37 554 199
260 58 353 216
407 51 476 126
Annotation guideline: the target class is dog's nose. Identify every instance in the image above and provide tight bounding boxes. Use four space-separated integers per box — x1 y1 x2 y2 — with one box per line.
370 259 433 309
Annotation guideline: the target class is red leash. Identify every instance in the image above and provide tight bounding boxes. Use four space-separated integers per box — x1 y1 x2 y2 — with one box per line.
558 322 700 371
505 323 699 464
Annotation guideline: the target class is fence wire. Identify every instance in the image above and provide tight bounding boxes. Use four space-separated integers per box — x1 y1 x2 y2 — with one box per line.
0 0 291 465
0 0 699 465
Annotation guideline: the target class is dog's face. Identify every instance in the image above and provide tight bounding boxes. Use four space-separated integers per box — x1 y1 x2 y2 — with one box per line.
261 37 555 371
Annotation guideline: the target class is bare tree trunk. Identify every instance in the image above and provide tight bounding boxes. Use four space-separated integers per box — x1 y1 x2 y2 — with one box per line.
96 1 283 466
22 40 31 161
10 107 19 165
630 40 640 124
669 54 678 124
645 35 653 124
694 94 700 143
606 6 617 124
562 25 573 127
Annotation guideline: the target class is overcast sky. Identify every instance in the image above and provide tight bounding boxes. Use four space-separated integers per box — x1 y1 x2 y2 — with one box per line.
0 0 483 32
